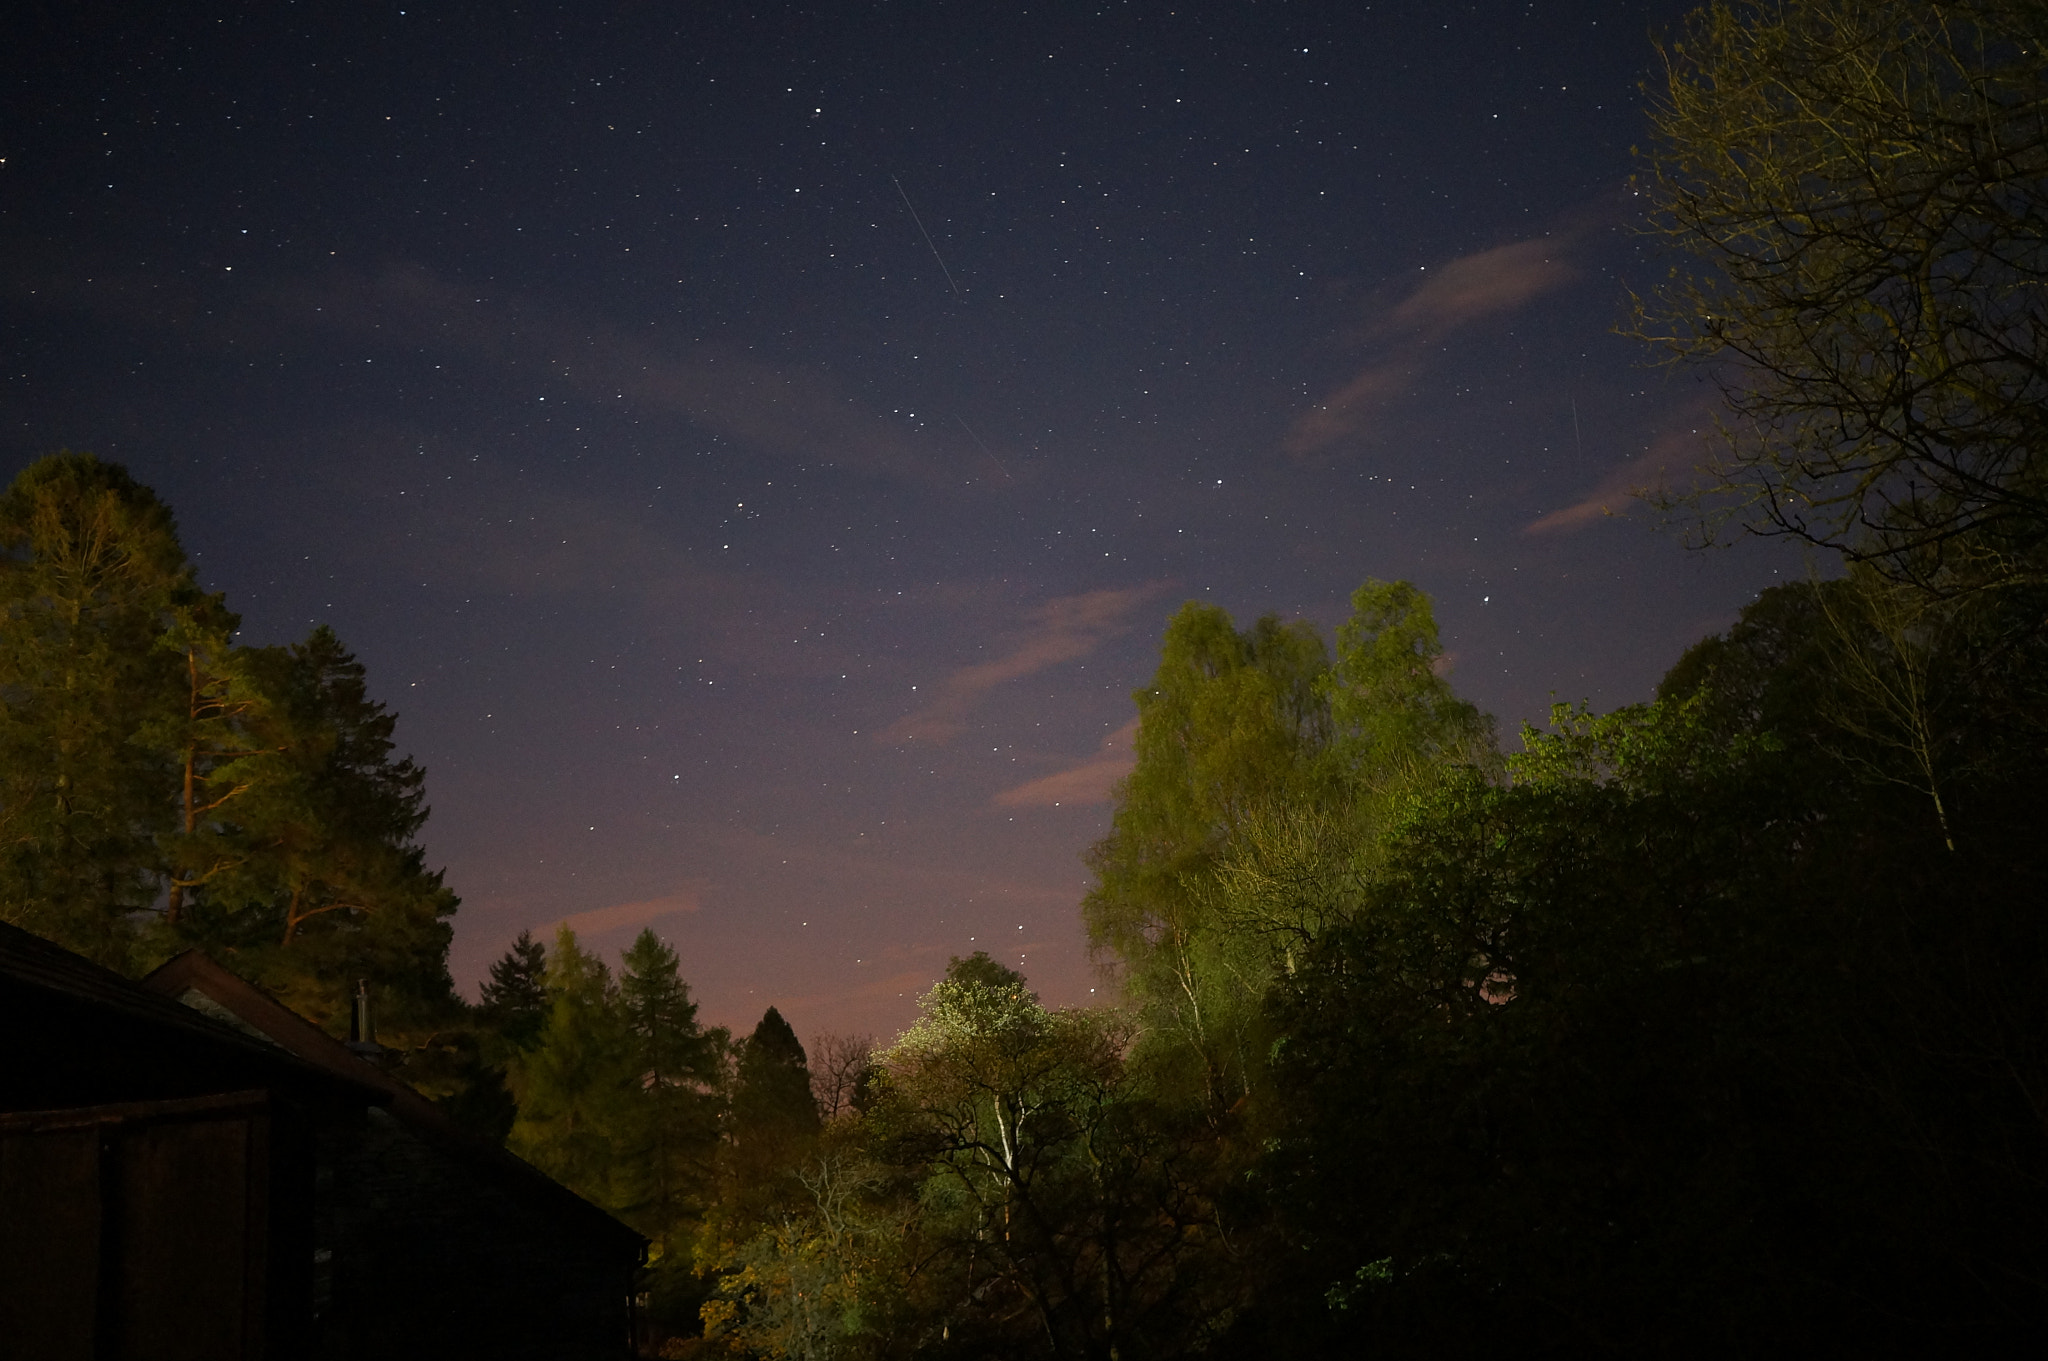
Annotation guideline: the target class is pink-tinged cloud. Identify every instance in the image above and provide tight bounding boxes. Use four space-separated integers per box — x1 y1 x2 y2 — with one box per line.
1388 238 1577 333
552 889 702 939
1285 236 1578 458
1280 364 1414 460
1525 422 1717 535
882 586 1165 744
994 717 1140 807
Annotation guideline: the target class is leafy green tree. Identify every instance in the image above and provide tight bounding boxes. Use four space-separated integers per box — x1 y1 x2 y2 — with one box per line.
699 1126 905 1361
1323 579 1493 792
1084 582 1493 1113
859 956 1242 1359
1084 604 1332 968
1251 693 1834 1354
1082 602 1334 1110
1633 0 2048 588
943 947 1029 996
0 453 193 965
1244 576 2048 1353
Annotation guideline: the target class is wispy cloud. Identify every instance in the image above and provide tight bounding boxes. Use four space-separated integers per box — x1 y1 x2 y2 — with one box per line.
993 717 1139 807
1284 236 1578 459
1524 419 1716 536
552 888 702 940
334 264 996 487
4 250 996 489
1388 238 1578 333
882 586 1165 744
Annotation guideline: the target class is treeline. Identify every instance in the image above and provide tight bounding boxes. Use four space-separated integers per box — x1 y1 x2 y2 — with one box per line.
586 576 2046 1358
12 439 2045 1354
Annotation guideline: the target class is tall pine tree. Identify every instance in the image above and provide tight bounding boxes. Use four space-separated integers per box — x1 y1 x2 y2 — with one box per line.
0 454 193 966
617 928 723 1236
479 928 551 1051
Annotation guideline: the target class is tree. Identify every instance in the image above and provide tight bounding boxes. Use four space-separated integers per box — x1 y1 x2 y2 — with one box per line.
613 929 727 1342
0 453 192 965
702 1004 826 1341
864 958 1241 1359
1243 578 2048 1353
1082 582 1493 1113
141 590 277 930
617 928 723 1234
1634 0 2048 588
194 625 459 1032
509 928 641 1207
731 1005 822 1163
1323 579 1494 792
1081 602 1334 1110
1813 566 1969 849
0 452 465 1046
698 1124 904 1361
479 928 551 1051
944 947 1031 997
810 1032 881 1123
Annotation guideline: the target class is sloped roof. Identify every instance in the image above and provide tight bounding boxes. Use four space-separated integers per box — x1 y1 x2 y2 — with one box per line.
143 950 646 1257
0 920 380 1110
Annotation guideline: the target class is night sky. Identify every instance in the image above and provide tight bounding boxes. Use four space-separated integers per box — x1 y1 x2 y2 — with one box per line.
2 1 1797 1044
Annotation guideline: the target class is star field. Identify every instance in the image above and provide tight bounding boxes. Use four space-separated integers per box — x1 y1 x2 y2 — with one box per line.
1 0 1797 1040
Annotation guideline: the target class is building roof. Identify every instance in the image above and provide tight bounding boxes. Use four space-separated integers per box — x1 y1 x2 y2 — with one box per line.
143 949 646 1258
0 919 381 1111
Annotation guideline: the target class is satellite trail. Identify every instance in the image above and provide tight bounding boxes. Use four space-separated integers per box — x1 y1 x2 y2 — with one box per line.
892 175 963 301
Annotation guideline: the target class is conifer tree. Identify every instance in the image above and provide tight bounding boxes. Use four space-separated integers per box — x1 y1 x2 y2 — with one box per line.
717 1004 821 1221
0 453 193 965
732 1006 820 1150
145 591 273 930
0 454 461 1020
617 928 723 1235
509 928 640 1207
479 928 551 1051
197 625 459 1030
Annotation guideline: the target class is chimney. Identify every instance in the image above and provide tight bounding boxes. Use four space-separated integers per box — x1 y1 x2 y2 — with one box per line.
347 980 382 1056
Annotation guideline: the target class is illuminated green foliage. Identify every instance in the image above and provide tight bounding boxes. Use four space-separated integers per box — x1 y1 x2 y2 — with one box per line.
0 453 193 965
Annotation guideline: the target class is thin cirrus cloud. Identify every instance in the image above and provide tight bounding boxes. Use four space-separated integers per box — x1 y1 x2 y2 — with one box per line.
993 717 1140 808
881 586 1166 744
1525 416 1717 536
278 264 993 489
1284 236 1579 459
550 888 703 941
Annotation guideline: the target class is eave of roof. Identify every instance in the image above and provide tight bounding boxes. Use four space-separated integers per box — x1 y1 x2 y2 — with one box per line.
143 949 647 1256
0 920 382 1104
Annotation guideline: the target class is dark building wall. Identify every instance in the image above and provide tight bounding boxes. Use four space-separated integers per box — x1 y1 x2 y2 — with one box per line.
0 1091 318 1361
315 1106 636 1361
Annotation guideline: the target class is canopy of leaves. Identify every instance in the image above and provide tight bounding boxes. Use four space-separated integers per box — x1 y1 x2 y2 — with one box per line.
1082 580 1493 1113
1634 0 2048 586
